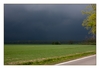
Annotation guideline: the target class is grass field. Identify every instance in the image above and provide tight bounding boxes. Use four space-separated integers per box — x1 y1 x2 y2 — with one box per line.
4 44 96 65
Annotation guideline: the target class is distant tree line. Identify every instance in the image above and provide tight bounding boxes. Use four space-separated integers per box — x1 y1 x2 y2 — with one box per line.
4 38 96 45
81 37 96 45
52 41 61 45
4 40 75 44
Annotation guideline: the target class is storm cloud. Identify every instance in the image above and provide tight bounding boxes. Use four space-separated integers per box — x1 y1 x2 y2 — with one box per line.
4 4 90 41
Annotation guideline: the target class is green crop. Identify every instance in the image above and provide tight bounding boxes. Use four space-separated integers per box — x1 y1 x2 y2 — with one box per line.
4 44 96 65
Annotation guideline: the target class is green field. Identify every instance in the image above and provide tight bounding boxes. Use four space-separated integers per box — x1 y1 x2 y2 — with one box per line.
4 44 96 65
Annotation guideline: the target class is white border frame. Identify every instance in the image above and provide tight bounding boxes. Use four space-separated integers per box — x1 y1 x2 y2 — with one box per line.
0 0 99 69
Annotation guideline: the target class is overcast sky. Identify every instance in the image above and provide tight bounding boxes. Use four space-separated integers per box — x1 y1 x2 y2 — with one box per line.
4 4 91 41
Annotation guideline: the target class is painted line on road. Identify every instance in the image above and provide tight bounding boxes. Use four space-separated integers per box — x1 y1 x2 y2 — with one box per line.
55 55 96 65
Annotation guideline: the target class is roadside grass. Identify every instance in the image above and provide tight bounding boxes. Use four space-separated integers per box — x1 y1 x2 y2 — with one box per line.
5 51 95 65
4 45 96 65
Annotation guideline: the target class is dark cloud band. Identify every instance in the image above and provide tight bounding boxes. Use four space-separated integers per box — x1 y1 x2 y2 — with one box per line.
4 4 89 41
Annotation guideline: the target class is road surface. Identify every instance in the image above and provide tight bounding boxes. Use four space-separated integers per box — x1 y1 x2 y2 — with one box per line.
55 55 96 65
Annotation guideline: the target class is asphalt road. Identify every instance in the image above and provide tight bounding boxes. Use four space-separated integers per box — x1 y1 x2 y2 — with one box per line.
55 55 96 65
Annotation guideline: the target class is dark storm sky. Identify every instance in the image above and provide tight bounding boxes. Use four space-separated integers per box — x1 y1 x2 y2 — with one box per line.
4 4 90 41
